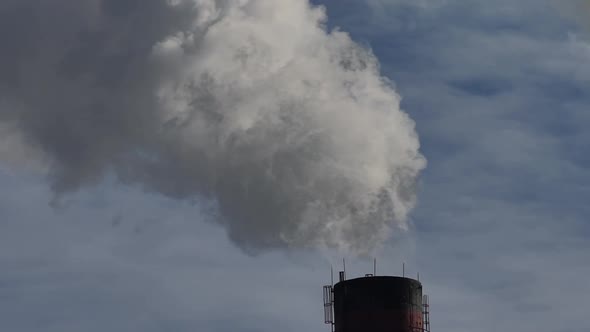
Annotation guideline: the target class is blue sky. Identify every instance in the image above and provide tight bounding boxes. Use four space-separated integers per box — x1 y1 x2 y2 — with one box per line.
1 1 590 332
317 1 590 330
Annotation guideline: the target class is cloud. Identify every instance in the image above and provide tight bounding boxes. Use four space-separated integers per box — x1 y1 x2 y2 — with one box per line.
0 0 425 254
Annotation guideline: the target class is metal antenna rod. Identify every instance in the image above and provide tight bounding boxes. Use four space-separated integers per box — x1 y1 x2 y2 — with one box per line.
402 262 405 277
373 258 376 276
343 258 346 280
331 265 334 287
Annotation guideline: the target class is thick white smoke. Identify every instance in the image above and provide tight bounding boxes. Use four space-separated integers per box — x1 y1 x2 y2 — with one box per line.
0 0 425 254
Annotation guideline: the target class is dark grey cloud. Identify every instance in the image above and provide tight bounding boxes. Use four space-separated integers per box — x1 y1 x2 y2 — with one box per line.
0 0 425 253
0 0 196 186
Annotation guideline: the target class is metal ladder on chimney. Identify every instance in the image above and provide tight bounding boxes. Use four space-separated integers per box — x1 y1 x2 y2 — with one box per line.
423 294 431 332
323 285 334 332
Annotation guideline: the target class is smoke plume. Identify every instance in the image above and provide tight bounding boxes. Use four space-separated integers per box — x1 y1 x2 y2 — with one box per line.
0 0 425 254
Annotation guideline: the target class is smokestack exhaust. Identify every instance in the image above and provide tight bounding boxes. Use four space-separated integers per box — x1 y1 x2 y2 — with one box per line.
0 0 425 254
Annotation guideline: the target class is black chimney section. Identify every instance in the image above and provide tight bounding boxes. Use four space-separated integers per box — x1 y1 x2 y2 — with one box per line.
332 276 425 332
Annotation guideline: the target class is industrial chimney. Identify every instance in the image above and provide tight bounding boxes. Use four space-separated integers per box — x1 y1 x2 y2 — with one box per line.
323 266 430 332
